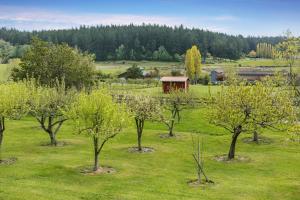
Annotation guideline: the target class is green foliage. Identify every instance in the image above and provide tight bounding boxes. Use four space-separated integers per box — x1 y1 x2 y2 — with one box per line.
275 36 300 65
124 64 143 79
153 46 172 61
65 89 129 171
160 89 195 136
209 78 296 159
0 81 30 120
0 25 284 61
0 39 14 64
0 81 30 152
185 45 201 83
11 37 96 88
115 44 126 60
275 35 300 100
28 79 76 145
125 94 161 150
256 43 274 58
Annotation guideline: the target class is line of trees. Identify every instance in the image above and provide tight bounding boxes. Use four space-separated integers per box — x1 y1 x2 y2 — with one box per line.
256 43 274 58
0 25 284 61
0 39 29 63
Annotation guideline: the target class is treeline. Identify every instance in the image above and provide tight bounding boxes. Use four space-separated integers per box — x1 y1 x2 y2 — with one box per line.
256 43 274 58
0 24 284 61
0 39 29 63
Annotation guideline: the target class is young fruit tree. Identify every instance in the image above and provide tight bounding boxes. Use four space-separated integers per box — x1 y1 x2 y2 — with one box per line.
125 94 161 151
209 79 295 160
29 80 75 146
65 89 129 172
160 89 195 137
191 136 213 184
0 82 30 159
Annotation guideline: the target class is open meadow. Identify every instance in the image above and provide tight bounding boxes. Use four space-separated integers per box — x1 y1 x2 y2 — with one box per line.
96 59 300 75
0 85 299 200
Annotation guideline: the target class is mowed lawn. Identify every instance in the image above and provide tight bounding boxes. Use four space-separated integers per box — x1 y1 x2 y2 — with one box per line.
0 105 299 200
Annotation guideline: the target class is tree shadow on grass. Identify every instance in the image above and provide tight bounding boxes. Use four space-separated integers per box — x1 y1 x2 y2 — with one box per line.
79 165 116 175
0 157 17 166
40 141 70 147
213 154 251 163
127 146 155 153
187 179 215 187
242 136 273 145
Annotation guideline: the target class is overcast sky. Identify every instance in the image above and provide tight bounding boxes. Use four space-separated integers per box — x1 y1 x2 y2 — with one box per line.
0 0 299 36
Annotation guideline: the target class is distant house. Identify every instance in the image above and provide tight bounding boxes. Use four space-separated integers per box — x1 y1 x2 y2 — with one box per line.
210 69 225 84
210 69 276 83
160 76 189 93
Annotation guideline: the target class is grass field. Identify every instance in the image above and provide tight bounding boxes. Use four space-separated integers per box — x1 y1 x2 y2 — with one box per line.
96 59 300 75
96 60 182 75
0 85 299 200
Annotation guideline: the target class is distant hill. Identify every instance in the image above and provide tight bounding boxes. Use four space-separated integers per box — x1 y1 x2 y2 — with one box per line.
0 24 284 61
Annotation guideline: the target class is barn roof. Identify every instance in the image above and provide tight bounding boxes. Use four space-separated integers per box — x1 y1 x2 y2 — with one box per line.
160 76 189 82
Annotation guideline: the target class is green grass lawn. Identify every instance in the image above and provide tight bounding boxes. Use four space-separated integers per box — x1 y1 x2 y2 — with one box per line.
1 105 299 200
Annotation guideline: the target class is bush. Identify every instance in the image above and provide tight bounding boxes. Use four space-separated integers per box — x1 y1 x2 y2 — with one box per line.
198 74 210 85
124 64 143 79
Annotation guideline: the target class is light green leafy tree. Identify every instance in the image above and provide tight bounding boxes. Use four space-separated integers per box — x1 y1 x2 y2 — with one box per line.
275 34 300 97
65 89 129 171
125 94 161 151
160 89 195 137
209 79 295 159
28 80 76 146
0 82 30 159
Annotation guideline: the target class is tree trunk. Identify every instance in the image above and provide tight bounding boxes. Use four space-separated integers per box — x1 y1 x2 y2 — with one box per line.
93 136 99 172
169 123 174 137
228 127 242 160
135 118 144 151
253 131 258 143
49 132 57 146
197 169 201 184
0 116 4 148
0 130 3 148
168 110 176 137
37 115 66 146
137 131 142 151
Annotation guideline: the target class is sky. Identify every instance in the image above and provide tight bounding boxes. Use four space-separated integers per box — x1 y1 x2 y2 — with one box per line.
0 0 299 36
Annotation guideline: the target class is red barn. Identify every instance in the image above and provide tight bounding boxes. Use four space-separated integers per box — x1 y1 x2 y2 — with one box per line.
160 76 189 93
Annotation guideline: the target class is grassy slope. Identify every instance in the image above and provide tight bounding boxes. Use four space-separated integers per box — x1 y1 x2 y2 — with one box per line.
0 86 299 200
